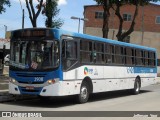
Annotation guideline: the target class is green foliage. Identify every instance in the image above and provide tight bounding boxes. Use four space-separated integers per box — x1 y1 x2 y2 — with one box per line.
0 0 10 14
43 0 63 28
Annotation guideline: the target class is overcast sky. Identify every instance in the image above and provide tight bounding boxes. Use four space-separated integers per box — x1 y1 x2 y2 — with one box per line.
0 0 96 38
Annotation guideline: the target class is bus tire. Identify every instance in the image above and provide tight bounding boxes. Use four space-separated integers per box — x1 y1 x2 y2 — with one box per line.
77 81 89 104
132 78 141 95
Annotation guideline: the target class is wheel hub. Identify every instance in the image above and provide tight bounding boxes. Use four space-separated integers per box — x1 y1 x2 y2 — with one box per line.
81 87 88 99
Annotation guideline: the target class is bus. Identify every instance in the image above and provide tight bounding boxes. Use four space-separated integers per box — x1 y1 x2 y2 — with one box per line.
9 28 157 103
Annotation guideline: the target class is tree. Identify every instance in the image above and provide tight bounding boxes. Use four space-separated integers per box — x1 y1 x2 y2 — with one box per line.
94 0 112 38
113 0 148 41
25 0 44 27
0 0 11 14
43 0 63 28
95 0 160 41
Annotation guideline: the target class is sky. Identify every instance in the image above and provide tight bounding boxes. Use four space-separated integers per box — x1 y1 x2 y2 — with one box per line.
0 0 96 38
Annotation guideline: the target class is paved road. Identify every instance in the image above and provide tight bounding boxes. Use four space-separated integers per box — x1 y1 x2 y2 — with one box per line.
0 84 160 119
1 84 159 110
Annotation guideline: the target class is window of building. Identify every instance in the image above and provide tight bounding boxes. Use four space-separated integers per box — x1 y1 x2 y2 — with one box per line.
156 16 160 24
123 13 132 21
95 11 104 19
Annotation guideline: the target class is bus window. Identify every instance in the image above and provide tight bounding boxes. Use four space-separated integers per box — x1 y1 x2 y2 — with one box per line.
105 44 111 64
115 46 123 64
80 40 92 63
62 39 78 71
94 42 104 64
66 41 77 59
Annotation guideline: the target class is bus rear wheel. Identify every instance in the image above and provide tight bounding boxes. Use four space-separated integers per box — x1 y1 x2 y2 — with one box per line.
132 78 141 95
77 81 89 104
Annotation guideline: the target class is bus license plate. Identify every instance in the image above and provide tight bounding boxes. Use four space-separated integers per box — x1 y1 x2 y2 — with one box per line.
26 86 34 90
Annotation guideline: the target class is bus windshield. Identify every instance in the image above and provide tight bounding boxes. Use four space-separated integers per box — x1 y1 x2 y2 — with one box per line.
10 40 59 70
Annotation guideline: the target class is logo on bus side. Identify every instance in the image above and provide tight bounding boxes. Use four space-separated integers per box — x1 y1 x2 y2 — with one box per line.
84 67 89 75
84 67 94 75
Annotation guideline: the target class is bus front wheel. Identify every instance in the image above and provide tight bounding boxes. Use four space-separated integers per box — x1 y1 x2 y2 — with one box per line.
77 81 89 104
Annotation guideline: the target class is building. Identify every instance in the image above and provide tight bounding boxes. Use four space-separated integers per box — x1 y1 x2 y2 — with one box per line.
84 4 160 60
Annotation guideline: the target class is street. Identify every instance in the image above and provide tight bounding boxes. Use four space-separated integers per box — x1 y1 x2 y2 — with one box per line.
0 84 160 112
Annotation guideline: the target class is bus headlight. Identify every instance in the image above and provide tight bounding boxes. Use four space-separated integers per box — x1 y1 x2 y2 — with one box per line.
47 78 59 84
10 78 16 83
48 80 56 84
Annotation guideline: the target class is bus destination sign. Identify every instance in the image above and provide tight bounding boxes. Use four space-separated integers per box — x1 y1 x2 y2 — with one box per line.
12 29 53 39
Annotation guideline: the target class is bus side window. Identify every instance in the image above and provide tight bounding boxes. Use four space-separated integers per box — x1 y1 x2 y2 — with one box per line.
66 41 77 59
80 40 92 63
62 39 78 71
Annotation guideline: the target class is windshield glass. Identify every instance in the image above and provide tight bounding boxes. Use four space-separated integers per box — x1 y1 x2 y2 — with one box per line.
10 40 59 70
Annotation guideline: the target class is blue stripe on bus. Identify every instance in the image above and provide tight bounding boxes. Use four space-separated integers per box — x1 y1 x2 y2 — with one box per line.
127 67 157 73
134 67 157 73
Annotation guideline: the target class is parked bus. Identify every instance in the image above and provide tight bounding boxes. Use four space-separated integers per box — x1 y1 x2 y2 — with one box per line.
9 28 157 103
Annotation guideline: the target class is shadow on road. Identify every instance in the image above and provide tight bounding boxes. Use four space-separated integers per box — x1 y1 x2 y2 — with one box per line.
2 89 152 108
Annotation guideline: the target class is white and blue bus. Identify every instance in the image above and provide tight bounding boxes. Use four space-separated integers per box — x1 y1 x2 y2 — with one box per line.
9 28 157 103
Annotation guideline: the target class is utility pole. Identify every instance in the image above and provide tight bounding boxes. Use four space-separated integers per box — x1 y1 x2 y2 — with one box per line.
71 16 88 33
22 9 24 29
19 0 24 29
141 6 144 45
4 25 7 37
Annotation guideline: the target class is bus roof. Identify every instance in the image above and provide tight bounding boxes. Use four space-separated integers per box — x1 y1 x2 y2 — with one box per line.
55 29 156 52
11 28 156 52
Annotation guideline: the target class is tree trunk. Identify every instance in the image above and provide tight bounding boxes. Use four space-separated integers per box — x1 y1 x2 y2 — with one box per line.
115 1 139 42
32 18 37 27
25 0 43 28
120 4 139 41
102 0 110 38
115 1 124 41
